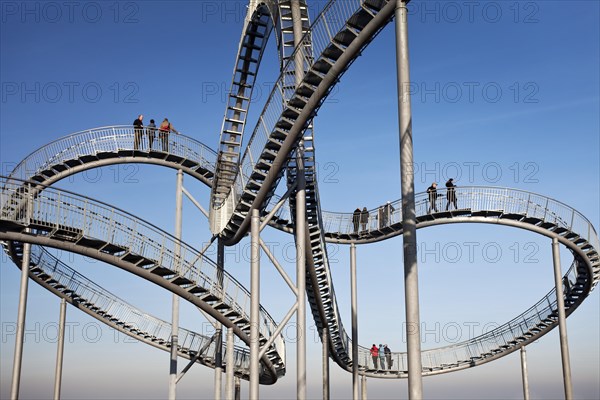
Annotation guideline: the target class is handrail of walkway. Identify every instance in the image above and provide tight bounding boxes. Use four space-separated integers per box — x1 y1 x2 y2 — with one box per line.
0 176 285 363
6 126 217 183
13 244 255 374
271 186 600 250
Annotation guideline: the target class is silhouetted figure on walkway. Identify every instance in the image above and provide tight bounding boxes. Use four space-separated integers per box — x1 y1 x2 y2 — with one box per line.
352 208 361 233
133 114 143 150
383 201 395 225
446 178 457 210
384 344 392 369
147 119 157 150
360 207 369 232
427 182 439 213
370 344 379 369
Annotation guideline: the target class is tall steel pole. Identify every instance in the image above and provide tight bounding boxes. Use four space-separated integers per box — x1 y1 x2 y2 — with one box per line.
10 240 31 400
520 347 530 400
225 327 235 400
295 145 307 400
551 238 573 400
234 377 241 400
214 241 225 400
249 208 261 400
53 298 67 400
322 327 330 400
395 1 423 398
169 169 184 400
361 374 367 400
350 243 359 399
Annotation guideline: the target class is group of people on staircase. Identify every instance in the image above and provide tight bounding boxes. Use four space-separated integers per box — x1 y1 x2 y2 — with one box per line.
370 344 393 370
427 178 458 213
133 114 179 152
351 179 459 235
352 201 397 234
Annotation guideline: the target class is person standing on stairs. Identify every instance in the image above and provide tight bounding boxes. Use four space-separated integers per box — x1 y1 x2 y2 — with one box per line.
133 114 144 150
352 208 361 233
370 344 379 369
446 178 458 210
159 118 179 152
147 119 157 150
427 182 439 213
360 207 369 233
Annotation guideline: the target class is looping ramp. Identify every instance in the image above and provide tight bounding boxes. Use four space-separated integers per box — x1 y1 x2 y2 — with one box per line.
1 0 598 386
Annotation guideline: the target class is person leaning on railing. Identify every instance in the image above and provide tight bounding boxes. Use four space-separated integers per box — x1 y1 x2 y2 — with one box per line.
158 118 180 152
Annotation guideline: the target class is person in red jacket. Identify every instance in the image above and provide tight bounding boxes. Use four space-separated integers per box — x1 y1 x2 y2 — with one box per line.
370 344 379 369
158 118 179 152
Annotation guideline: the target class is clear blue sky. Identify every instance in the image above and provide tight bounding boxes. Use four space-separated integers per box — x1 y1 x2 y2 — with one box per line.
1 1 599 399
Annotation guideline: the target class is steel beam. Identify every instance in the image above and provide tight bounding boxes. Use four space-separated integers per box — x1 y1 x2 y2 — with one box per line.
322 327 330 400
10 240 31 400
395 1 423 398
552 238 573 400
350 243 359 399
520 347 530 400
225 327 235 400
250 208 260 399
294 143 307 400
169 169 184 400
53 298 67 400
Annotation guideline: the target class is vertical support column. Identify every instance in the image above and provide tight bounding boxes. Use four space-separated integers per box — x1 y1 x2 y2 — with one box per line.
291 0 305 88
249 208 260 400
395 1 423 399
214 241 225 400
361 374 367 400
225 327 235 400
53 298 67 400
234 377 241 400
551 238 573 400
169 169 184 400
350 243 359 399
10 240 31 400
520 347 530 400
295 145 307 400
322 327 330 400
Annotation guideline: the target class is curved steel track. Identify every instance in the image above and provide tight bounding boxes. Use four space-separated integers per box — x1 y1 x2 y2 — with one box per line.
1 0 598 387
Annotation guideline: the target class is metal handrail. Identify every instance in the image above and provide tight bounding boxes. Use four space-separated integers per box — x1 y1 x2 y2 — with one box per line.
5 125 217 183
11 244 257 374
0 177 285 362
315 186 599 249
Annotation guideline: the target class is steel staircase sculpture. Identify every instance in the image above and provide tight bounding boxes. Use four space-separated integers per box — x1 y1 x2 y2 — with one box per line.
1 0 598 388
